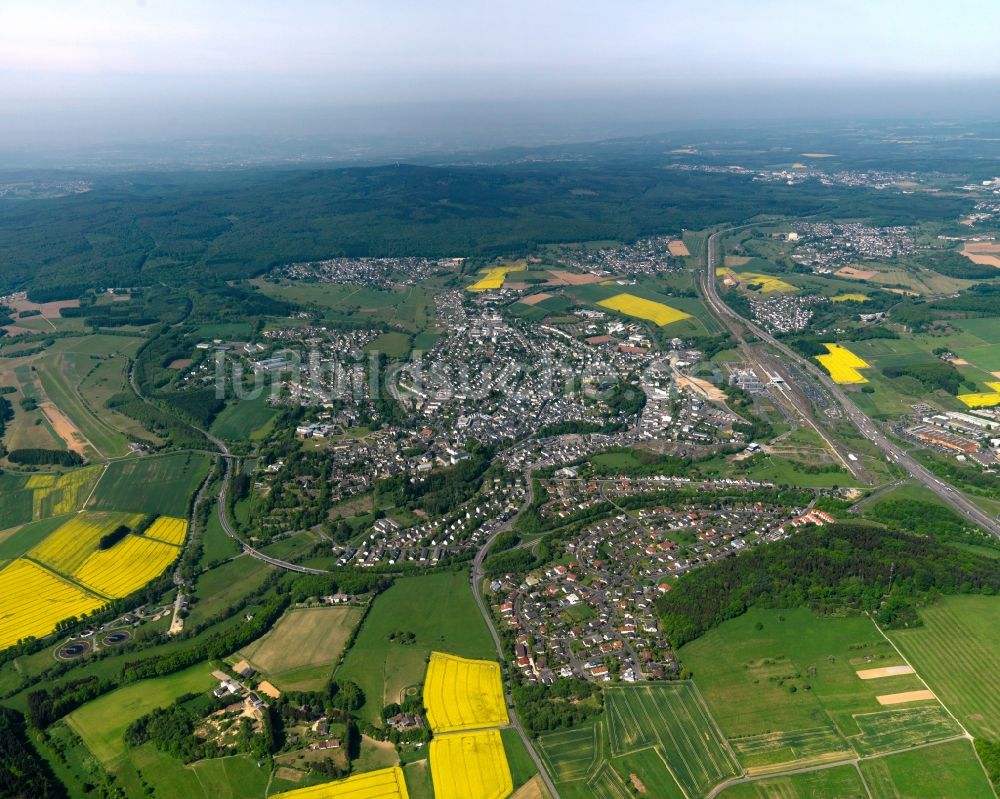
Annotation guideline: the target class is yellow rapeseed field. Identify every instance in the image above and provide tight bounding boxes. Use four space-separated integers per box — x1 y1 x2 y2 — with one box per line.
958 381 1000 408
424 651 509 733
271 766 409 799
815 343 871 384
597 293 691 327
74 536 180 598
467 263 526 292
0 560 104 649
144 517 188 546
429 730 513 799
31 466 102 518
29 512 144 574
29 512 144 575
831 293 869 302
716 267 796 293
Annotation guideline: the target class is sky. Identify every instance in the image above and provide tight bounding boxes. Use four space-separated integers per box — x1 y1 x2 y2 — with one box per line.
2 0 999 161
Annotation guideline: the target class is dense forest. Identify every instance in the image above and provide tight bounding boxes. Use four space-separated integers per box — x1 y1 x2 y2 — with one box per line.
0 162 971 297
0 707 67 799
657 523 1000 647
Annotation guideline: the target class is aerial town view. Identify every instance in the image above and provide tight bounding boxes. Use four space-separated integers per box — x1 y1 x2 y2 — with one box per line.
1 2 1000 798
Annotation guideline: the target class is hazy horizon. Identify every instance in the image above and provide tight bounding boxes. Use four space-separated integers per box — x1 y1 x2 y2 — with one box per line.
3 0 1000 165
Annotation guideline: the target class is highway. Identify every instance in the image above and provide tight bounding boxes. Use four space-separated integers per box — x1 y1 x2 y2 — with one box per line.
470 471 563 799
700 227 1000 539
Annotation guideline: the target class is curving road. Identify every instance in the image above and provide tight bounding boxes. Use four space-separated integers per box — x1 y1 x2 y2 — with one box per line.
128 359 327 574
701 227 1000 538
470 471 562 799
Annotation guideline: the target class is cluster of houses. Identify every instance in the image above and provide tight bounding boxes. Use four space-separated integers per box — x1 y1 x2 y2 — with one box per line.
551 235 686 277
274 255 459 288
491 490 826 684
332 477 525 568
788 222 915 272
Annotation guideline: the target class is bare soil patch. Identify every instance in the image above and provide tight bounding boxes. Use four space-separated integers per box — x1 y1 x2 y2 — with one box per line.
962 242 1000 253
629 773 648 793
675 372 727 403
39 400 90 458
547 270 604 286
9 295 80 318
167 358 193 369
1 325 34 337
857 665 914 680
876 689 936 705
510 775 547 799
519 293 555 306
668 240 691 257
835 266 878 280
961 245 1000 268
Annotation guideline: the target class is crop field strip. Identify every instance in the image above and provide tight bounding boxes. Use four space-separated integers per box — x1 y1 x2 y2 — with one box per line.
729 726 852 768
537 723 601 783
604 683 741 797
73 535 181 598
0 510 186 647
0 558 105 648
429 729 513 799
423 651 508 733
597 292 691 326
28 512 145 574
848 704 961 757
957 380 1000 408
270 765 410 799
815 343 871 384
888 596 1000 738
468 263 527 292
143 516 188 546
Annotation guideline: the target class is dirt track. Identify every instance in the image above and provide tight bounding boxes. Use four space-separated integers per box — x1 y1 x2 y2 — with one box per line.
39 400 90 458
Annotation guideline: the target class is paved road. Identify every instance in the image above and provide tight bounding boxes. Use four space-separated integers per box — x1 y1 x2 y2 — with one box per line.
128 359 327 574
701 227 1000 538
470 470 562 799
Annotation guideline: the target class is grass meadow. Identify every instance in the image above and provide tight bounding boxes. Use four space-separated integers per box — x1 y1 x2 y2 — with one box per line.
679 608 959 768
859 739 993 799
210 393 278 441
335 571 495 725
66 662 217 769
238 605 365 691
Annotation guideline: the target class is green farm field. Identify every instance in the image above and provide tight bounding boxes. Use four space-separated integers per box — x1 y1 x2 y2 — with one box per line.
500 726 540 790
252 279 435 332
335 571 495 725
210 393 278 441
0 514 72 559
189 555 272 625
364 330 412 358
680 608 960 768
87 452 211 517
859 738 994 799
238 605 365 691
32 336 148 459
717 763 868 798
565 281 720 336
889 595 1000 739
65 662 217 769
539 683 739 798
